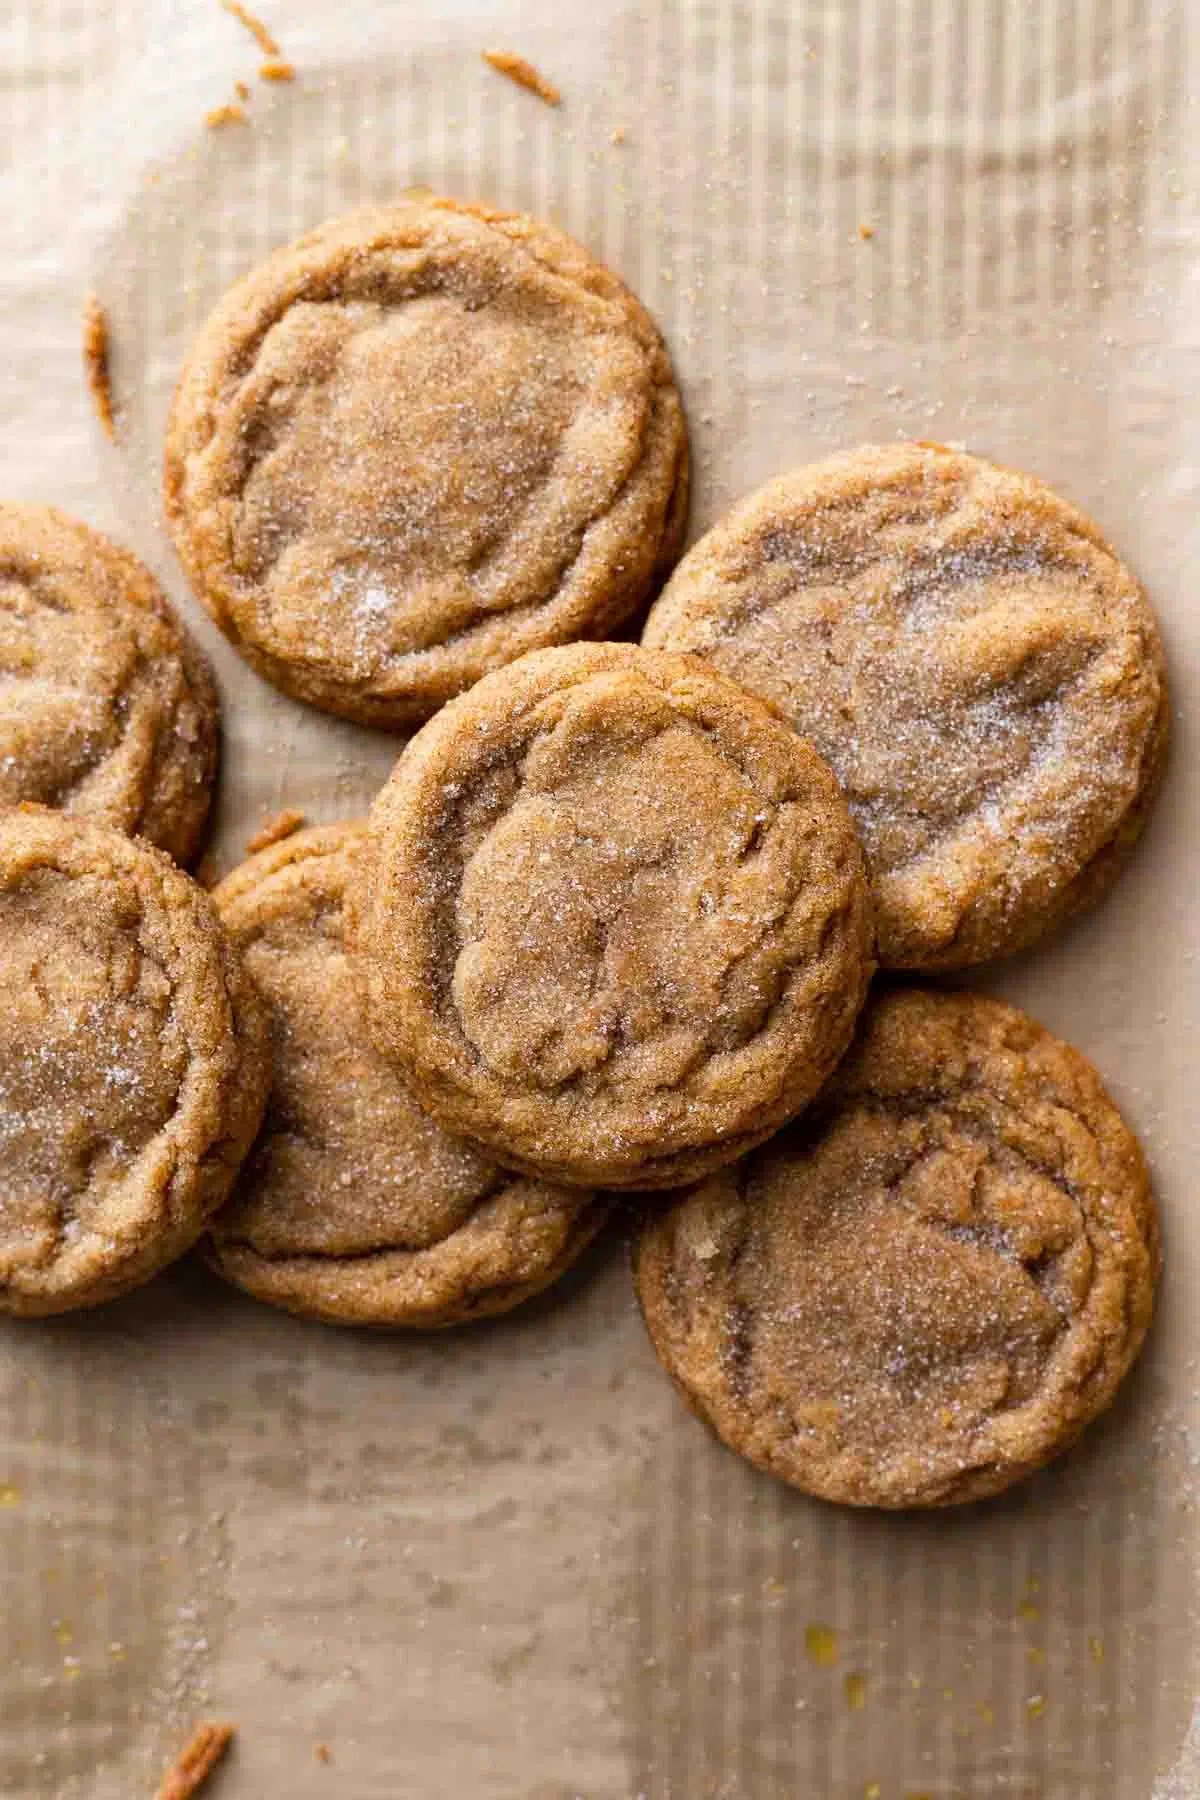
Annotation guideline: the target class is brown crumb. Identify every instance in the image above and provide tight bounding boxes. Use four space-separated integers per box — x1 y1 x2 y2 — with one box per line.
246 807 306 854
314 1743 331 1764
219 0 279 55
81 295 115 440
155 1722 235 1800
259 58 295 82
234 79 250 100
205 103 247 129
481 49 561 106
611 125 628 146
858 222 875 240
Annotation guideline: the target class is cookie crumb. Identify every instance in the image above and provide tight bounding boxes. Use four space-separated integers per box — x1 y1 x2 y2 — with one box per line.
155 1722 235 1800
234 79 250 100
219 0 279 55
1027 1694 1047 1719
858 222 875 240
246 808 306 854
844 1671 866 1710
1089 1633 1105 1664
205 103 247 129
259 58 295 82
481 49 561 106
315 1742 331 1763
804 1622 838 1666
81 295 116 439
611 125 628 145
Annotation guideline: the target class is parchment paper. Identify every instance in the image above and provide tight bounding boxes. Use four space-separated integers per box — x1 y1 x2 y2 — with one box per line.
0 1 1196 1794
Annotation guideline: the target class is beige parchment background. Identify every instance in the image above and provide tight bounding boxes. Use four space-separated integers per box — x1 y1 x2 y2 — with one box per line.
0 1 1196 1794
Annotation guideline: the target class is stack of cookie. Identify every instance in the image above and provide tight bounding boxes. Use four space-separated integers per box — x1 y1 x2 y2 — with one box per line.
0 196 1166 1510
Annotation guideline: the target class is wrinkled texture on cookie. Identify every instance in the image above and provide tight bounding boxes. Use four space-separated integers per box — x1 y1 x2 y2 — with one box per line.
634 987 1159 1507
164 197 689 727
0 504 219 864
0 808 271 1315
355 643 874 1190
644 443 1167 969
208 822 608 1325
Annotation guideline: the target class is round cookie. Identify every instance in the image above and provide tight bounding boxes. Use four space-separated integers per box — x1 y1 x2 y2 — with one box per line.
207 822 609 1327
0 807 271 1316
0 504 219 864
354 642 874 1191
644 443 1168 970
634 987 1159 1508
164 197 689 728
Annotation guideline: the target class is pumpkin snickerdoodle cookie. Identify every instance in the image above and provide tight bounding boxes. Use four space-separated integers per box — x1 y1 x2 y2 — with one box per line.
208 822 608 1326
164 197 689 728
644 443 1168 970
634 987 1159 1508
0 807 271 1316
0 504 218 864
354 643 874 1191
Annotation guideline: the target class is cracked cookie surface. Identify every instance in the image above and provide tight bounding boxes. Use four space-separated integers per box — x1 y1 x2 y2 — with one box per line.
354 643 874 1190
0 504 219 864
164 197 689 728
209 821 608 1325
634 987 1159 1507
0 807 271 1315
643 443 1167 969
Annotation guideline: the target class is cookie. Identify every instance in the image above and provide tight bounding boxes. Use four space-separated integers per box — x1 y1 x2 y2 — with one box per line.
207 822 609 1326
644 443 1168 970
634 987 1159 1508
0 807 271 1316
354 643 874 1191
0 504 219 864
164 197 689 728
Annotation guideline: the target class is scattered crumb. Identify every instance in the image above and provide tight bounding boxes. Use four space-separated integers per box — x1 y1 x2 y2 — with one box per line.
865 1786 881 1800
1027 1694 1047 1719
844 1671 866 1710
908 1672 922 1690
481 49 561 106
246 807 306 854
978 1701 995 1725
858 222 875 240
611 125 628 146
154 1722 235 1800
942 1686 954 1701
219 0 279 55
0 1483 20 1507
1017 1599 1040 1623
1026 1644 1045 1664
234 78 250 100
1089 1633 1105 1664
205 103 247 129
259 58 295 82
804 1622 838 1666
81 295 116 440
315 1743 331 1764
